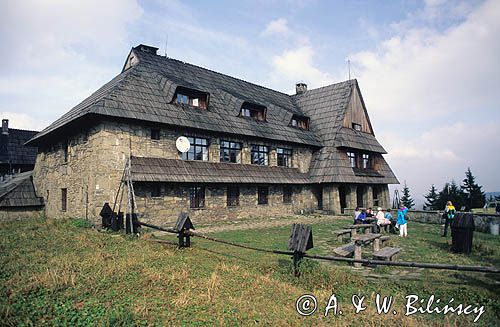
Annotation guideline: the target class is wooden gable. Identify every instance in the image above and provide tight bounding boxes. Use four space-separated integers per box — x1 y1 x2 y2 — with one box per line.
342 84 374 135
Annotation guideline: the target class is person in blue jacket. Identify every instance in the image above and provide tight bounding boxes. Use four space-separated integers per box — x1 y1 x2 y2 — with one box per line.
397 203 409 237
355 209 367 224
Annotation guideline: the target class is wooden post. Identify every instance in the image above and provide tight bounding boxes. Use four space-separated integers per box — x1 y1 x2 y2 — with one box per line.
351 228 357 236
354 243 362 268
364 226 371 234
373 238 380 252
293 252 303 277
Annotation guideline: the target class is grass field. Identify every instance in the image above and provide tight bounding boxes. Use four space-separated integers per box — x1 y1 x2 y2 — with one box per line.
1 216 499 326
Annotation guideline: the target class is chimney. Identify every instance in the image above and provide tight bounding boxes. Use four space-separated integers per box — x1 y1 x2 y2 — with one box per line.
136 44 159 55
1 119 8 135
296 82 307 95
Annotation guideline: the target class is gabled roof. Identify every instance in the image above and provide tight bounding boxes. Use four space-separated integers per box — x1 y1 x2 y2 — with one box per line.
131 156 310 184
0 128 38 165
0 171 44 207
27 45 321 147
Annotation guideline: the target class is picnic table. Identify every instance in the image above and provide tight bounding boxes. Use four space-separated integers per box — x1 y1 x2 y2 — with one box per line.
351 233 382 267
345 224 374 235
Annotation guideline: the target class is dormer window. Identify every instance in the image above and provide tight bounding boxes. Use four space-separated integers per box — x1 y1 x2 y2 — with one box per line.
240 102 266 121
173 87 209 109
290 115 310 130
352 123 362 131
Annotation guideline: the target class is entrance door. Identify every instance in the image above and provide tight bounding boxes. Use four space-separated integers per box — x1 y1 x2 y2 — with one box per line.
356 185 364 208
339 185 347 214
313 186 323 210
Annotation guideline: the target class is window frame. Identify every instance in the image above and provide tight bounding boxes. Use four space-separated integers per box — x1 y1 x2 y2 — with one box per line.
283 186 293 204
220 140 242 163
347 151 357 168
352 123 362 131
240 102 267 121
257 186 269 205
151 128 160 140
362 153 370 169
173 87 209 109
290 115 310 130
277 148 292 167
227 186 240 207
61 188 67 212
251 145 269 165
182 137 209 161
189 186 205 208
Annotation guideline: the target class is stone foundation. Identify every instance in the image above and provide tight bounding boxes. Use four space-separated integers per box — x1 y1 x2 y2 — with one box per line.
0 207 44 221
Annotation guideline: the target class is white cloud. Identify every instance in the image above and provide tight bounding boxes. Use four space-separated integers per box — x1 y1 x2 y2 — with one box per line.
262 18 289 36
268 45 333 92
0 0 143 129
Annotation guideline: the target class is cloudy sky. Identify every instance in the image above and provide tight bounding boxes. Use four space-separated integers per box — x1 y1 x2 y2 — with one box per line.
1 0 499 201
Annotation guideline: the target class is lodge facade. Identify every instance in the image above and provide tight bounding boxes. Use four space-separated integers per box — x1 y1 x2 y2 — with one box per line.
27 44 398 225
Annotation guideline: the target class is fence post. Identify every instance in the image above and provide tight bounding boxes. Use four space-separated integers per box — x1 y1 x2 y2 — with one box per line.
288 224 314 277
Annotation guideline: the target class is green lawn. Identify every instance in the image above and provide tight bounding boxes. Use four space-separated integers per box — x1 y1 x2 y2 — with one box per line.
1 216 499 326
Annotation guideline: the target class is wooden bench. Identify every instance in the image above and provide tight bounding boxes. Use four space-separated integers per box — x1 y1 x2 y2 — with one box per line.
333 243 355 257
380 235 390 244
334 229 352 242
372 247 401 261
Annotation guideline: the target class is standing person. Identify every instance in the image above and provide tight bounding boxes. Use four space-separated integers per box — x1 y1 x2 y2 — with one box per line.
353 207 361 224
397 204 409 237
442 201 456 237
385 209 396 234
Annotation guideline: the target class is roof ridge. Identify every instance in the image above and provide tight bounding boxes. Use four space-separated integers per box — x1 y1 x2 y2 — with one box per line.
2 128 39 133
138 51 296 98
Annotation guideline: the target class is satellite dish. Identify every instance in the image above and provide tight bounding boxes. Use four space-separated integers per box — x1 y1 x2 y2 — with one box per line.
176 136 191 153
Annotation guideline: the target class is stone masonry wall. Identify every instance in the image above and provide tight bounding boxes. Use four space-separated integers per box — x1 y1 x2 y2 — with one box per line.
33 120 315 223
134 184 316 226
0 207 44 221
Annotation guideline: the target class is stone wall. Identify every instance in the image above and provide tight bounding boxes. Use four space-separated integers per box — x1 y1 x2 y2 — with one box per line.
134 184 316 226
33 120 315 222
0 207 44 221
344 208 500 233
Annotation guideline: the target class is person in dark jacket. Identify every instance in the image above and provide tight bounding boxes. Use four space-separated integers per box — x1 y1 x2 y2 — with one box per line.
442 201 456 237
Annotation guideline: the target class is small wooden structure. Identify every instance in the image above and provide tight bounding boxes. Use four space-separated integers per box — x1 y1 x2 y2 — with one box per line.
288 224 313 276
351 233 382 267
175 212 195 248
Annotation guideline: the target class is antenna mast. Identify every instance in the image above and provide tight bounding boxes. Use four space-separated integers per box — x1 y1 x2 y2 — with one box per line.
348 59 351 80
165 34 169 57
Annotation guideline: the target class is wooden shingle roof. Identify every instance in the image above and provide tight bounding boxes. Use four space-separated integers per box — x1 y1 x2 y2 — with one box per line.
0 171 44 208
0 129 38 166
130 156 310 184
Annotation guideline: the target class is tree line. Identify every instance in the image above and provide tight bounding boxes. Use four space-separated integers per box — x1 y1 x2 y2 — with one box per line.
399 168 488 210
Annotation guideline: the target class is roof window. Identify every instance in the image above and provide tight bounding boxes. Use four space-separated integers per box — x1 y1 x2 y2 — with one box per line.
290 115 310 130
240 102 267 121
173 86 209 109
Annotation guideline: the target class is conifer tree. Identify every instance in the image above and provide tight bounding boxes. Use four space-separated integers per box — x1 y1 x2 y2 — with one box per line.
424 184 439 210
400 181 415 209
461 167 486 209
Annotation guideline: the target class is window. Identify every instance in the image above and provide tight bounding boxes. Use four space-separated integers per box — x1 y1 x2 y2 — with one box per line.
227 186 240 207
258 186 268 205
290 115 310 130
277 148 292 167
220 141 242 163
182 137 209 161
251 145 269 165
362 153 370 169
352 123 362 131
151 129 160 140
189 186 205 208
174 87 208 109
63 140 69 163
61 188 67 212
347 151 357 168
283 186 292 204
240 103 266 121
151 184 161 197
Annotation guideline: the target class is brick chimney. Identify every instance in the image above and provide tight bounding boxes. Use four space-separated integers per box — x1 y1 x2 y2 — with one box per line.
295 82 307 95
1 119 8 135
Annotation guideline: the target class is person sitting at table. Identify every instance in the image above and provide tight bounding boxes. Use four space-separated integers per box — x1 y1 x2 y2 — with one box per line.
375 207 389 232
353 207 361 224
366 207 374 218
355 209 367 224
385 209 396 234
